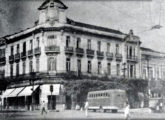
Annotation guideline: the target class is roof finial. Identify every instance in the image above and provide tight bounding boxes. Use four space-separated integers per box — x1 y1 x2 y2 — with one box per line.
129 29 133 36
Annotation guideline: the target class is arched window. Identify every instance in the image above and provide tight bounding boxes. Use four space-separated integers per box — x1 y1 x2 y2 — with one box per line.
48 57 56 71
129 46 132 57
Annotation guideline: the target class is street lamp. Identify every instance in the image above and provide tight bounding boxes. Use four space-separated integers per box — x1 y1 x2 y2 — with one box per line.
50 85 53 110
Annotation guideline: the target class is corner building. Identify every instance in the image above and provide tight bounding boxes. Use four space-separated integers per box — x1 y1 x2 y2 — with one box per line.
0 0 141 110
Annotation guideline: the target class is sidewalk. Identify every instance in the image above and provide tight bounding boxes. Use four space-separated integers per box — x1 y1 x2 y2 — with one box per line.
3 110 165 120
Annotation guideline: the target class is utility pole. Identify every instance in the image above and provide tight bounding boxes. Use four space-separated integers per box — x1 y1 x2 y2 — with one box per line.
145 55 151 107
30 70 36 111
50 84 53 110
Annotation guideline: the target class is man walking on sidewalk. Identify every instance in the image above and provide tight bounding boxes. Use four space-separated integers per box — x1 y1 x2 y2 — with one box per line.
41 101 47 115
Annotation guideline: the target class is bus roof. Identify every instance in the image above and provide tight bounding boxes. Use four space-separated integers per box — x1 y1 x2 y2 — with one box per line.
88 89 125 94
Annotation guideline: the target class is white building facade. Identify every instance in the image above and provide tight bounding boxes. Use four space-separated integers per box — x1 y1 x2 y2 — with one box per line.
0 0 141 110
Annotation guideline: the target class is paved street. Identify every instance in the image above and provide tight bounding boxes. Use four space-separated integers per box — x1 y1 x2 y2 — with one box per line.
1 110 165 120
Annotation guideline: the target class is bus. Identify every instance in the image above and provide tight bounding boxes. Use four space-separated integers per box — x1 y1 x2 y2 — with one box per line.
87 89 127 113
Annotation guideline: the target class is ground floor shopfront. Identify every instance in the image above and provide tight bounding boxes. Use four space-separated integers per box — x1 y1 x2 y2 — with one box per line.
2 84 66 111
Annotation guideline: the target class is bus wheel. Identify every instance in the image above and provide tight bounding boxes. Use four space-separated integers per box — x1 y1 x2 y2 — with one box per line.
111 109 117 113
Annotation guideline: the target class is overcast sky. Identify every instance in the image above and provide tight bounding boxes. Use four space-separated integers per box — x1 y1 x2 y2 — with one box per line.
0 0 164 52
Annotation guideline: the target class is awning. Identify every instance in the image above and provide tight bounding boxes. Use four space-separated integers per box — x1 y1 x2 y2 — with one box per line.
8 87 25 97
41 84 63 96
2 88 15 98
18 85 39 97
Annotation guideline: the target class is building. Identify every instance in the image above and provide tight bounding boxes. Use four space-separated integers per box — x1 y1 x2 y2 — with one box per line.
141 47 165 109
0 0 141 110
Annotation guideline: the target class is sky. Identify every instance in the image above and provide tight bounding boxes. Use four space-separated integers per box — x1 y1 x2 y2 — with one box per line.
0 0 165 52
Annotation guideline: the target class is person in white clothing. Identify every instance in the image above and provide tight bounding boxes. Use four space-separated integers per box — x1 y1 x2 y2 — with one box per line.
41 101 47 115
124 102 130 120
84 101 89 117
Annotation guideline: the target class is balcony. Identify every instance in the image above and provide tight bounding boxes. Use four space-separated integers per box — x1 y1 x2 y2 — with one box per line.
127 56 138 62
115 53 122 61
0 57 6 65
45 46 60 54
86 49 95 57
34 47 41 55
65 47 74 55
28 50 33 57
106 52 113 60
76 48 84 56
21 52 26 59
97 51 104 59
9 55 14 62
15 53 20 61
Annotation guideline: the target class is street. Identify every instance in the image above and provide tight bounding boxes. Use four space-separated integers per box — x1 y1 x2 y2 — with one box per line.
1 110 165 120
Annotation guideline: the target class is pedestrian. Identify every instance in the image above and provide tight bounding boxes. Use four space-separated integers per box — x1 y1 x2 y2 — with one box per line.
124 102 130 120
41 101 47 115
84 101 89 117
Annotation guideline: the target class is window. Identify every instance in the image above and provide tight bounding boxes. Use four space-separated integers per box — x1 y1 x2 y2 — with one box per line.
36 37 40 48
87 39 91 50
116 64 120 76
36 58 40 72
129 46 132 57
0 48 5 58
87 61 92 73
66 36 70 47
116 44 119 54
157 67 160 78
11 46 14 55
16 44 19 53
23 42 26 55
23 61 26 74
98 62 101 74
105 93 108 96
16 63 19 76
77 59 81 75
133 47 136 57
10 64 13 77
130 65 134 77
97 41 101 51
107 63 111 75
47 35 56 46
107 43 110 52
66 58 71 71
77 38 81 48
48 57 56 71
143 69 147 79
29 60 33 73
30 40 33 50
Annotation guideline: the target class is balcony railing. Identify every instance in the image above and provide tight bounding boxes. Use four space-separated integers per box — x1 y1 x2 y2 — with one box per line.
106 52 113 60
15 53 20 61
34 47 41 55
76 48 84 56
0 57 6 65
86 49 95 57
21 52 26 59
45 46 60 53
9 55 14 62
97 51 104 59
115 53 122 61
65 46 74 55
28 50 33 57
127 56 138 62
